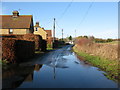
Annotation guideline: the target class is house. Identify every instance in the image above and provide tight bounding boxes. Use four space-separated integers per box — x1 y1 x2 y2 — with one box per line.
34 22 47 40
0 11 34 34
45 30 53 44
45 30 52 38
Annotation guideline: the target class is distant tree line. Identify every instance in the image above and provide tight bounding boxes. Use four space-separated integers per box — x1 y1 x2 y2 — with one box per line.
76 35 119 43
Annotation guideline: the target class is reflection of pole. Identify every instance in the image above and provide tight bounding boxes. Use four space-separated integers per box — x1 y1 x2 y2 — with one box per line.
53 18 55 42
53 66 56 79
62 29 63 40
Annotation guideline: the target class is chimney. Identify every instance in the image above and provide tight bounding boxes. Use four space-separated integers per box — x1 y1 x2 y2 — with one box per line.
35 22 40 27
12 11 19 17
36 22 39 26
42 27 44 30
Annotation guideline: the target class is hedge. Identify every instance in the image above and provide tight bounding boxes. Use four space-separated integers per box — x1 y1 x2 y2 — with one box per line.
41 40 47 51
1 34 43 51
1 34 47 63
2 38 35 63
23 34 42 50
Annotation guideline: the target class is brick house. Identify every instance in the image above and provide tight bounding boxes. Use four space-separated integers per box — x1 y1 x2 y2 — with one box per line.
45 30 53 44
0 11 34 34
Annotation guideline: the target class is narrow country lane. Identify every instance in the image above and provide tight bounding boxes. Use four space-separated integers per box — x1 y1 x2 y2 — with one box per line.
18 45 118 88
3 45 118 88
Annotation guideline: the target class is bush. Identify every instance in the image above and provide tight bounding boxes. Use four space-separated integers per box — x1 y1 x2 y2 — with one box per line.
47 44 52 48
106 38 113 42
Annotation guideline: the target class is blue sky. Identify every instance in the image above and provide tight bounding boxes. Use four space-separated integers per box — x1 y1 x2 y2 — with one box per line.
1 2 118 39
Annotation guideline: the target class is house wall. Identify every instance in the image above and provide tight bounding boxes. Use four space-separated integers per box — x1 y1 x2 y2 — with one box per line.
0 29 32 34
13 29 27 34
0 29 9 34
34 27 47 40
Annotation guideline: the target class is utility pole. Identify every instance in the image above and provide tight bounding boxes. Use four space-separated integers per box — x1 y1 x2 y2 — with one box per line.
62 29 63 41
53 18 55 42
75 29 76 38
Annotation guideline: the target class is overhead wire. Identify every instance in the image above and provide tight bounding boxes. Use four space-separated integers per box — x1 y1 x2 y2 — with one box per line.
55 20 62 30
58 0 74 22
75 1 94 30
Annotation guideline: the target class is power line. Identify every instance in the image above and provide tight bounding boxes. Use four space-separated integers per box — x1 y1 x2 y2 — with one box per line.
75 2 94 29
55 20 62 30
58 0 74 22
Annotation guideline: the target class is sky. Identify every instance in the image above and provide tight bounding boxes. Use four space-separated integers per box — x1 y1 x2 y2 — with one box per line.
1 1 118 39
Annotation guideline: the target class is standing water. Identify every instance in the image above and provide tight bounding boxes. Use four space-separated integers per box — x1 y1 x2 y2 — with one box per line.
2 45 118 88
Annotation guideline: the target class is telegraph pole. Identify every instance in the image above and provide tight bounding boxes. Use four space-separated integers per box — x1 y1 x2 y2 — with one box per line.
62 29 63 41
75 29 76 38
53 18 55 42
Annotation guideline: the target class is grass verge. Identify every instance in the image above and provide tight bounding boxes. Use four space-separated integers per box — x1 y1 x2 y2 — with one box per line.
73 46 119 82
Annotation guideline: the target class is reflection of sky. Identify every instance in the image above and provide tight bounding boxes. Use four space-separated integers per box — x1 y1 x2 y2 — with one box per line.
18 46 117 88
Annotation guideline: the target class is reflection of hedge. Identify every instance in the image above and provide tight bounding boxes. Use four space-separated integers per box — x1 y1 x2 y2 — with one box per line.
2 38 35 63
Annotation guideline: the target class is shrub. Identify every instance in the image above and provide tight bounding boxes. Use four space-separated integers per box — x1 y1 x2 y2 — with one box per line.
47 44 52 48
106 38 113 42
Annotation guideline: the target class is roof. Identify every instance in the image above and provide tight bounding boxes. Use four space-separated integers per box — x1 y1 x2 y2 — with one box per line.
0 15 33 29
45 30 52 37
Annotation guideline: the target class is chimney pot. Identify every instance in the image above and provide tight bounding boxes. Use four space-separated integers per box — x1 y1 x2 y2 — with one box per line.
12 11 19 17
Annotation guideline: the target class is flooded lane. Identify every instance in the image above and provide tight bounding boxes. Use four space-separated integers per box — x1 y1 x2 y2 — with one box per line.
3 45 118 88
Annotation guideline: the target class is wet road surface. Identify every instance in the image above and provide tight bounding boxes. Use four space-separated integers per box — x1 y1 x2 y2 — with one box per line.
3 45 118 88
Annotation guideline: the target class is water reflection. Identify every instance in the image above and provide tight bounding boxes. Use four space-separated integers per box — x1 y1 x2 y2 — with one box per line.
2 64 43 89
74 53 92 68
34 64 43 72
2 45 118 88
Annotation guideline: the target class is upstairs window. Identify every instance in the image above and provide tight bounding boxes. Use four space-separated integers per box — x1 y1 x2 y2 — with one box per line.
35 27 38 31
9 29 13 34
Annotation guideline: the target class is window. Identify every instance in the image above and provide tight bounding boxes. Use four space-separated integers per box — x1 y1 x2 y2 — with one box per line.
35 27 38 31
9 29 13 34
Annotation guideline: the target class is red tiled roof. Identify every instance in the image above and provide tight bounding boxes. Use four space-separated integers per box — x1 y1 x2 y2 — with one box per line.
0 15 33 29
